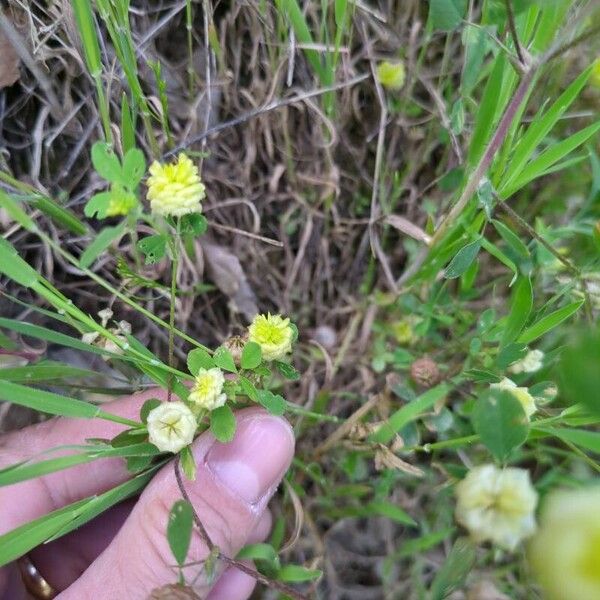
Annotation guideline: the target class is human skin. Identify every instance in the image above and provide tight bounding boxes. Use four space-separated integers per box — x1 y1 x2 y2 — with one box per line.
0 389 295 599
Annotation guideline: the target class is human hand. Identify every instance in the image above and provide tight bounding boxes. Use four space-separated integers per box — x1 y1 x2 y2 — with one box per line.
0 389 295 600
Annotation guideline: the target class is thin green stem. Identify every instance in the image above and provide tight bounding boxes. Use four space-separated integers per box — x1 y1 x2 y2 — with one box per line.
167 221 180 402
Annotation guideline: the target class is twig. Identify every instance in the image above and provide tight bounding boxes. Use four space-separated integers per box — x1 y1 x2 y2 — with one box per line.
166 74 370 157
173 461 310 600
503 0 524 65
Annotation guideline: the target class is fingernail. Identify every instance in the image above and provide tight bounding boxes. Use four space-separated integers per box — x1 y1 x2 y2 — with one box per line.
206 414 295 504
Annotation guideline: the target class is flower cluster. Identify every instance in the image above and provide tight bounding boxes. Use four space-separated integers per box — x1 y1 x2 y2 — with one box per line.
530 487 600 600
147 153 205 217
248 313 294 361
81 308 131 358
188 367 227 410
491 377 537 420
377 60 406 90
509 349 544 374
455 464 538 551
147 401 197 453
106 184 138 217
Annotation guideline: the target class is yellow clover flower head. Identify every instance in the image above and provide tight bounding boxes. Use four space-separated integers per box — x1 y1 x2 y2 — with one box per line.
248 313 294 361
147 153 205 217
455 464 538 551
491 377 537 420
529 487 600 600
106 184 138 217
188 367 227 410
591 58 600 89
392 316 420 345
147 401 197 453
509 349 544 374
377 60 406 90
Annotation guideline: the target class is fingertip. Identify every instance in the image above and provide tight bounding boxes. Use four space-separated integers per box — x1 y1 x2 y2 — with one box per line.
205 563 257 600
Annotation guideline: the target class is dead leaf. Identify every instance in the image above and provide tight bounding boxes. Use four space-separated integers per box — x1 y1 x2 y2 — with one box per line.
147 584 202 600
200 241 258 322
374 444 424 477
384 214 431 245
0 29 20 89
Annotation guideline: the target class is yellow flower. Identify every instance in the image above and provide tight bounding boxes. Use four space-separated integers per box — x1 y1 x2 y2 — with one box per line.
188 367 227 410
147 401 197 453
377 60 406 90
491 377 537 420
147 153 205 217
455 464 538 551
529 487 600 600
106 184 138 217
248 313 293 361
391 316 419 345
591 58 600 89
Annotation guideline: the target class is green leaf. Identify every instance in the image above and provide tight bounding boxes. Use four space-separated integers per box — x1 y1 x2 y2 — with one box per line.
210 405 236 442
122 147 146 188
274 361 300 380
502 277 533 345
180 446 197 481
518 300 584 344
239 376 258 401
371 384 451 444
539 427 600 454
429 538 476 600
472 389 529 461
500 66 593 193
180 213 208 236
83 191 113 219
0 380 100 418
213 346 237 373
187 347 215 375
0 190 36 231
444 240 481 279
120 93 136 154
91 142 123 183
0 361 100 383
137 234 167 265
79 222 126 269
140 398 162 424
237 543 280 568
167 500 194 567
277 564 323 583
496 343 528 369
492 219 530 260
0 238 40 288
558 329 600 415
257 390 286 416
241 341 262 370
365 501 417 526
428 0 467 30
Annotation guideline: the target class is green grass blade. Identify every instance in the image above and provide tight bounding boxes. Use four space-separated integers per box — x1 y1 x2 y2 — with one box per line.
518 300 585 344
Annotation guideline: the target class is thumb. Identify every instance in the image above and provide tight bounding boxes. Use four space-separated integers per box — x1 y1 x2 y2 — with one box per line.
58 408 295 600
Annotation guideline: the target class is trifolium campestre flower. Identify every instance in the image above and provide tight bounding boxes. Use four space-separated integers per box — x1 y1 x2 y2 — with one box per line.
377 60 406 90
188 367 227 410
455 464 538 551
147 401 197 453
509 349 544 374
248 313 294 361
147 153 205 217
529 486 600 600
491 377 537 420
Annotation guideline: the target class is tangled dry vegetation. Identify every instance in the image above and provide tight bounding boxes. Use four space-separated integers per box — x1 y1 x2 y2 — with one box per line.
2 0 600 598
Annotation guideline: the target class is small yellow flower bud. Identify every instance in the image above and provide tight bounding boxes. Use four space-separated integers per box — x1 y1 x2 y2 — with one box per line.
455 464 538 551
106 185 138 217
391 316 419 345
147 401 197 453
491 377 537 420
188 367 227 410
146 153 205 217
248 313 294 361
377 60 406 90
509 349 544 374
529 487 600 600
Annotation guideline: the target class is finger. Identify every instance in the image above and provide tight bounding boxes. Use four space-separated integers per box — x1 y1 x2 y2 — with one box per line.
206 562 257 600
59 408 294 600
29 500 135 592
204 510 273 600
0 388 163 534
